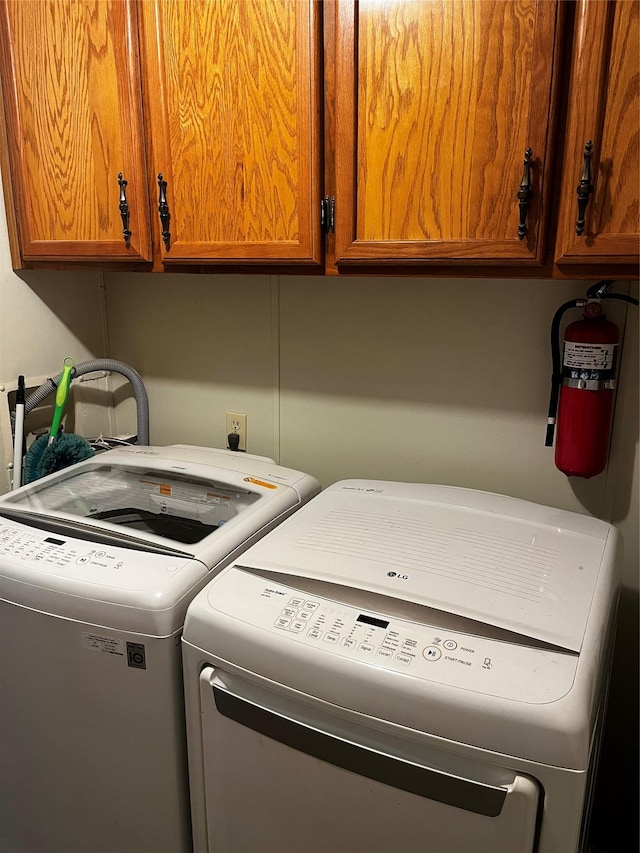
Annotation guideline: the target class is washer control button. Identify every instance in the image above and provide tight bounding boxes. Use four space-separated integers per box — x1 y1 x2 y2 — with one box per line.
443 639 457 651
422 646 442 661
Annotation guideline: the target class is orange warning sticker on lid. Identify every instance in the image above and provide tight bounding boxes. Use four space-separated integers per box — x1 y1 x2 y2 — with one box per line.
243 476 277 489
140 478 172 497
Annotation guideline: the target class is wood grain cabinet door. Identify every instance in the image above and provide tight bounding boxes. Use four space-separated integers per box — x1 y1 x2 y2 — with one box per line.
0 0 152 264
139 0 322 265
554 0 639 268
330 0 562 266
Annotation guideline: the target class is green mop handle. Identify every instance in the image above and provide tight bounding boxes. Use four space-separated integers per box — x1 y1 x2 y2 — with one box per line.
48 356 75 445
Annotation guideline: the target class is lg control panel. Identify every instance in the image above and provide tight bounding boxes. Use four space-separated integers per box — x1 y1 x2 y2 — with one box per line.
209 566 579 704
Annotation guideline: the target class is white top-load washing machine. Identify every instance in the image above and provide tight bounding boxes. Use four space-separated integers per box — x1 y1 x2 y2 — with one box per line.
182 480 620 853
0 444 319 853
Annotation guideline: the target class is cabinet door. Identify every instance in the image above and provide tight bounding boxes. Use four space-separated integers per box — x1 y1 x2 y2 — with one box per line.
0 0 151 264
554 0 639 267
139 0 322 265
330 0 561 267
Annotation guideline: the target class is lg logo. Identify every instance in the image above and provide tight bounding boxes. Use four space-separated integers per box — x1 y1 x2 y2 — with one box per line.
387 571 409 580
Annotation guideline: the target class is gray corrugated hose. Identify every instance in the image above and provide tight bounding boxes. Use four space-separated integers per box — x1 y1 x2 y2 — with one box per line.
24 359 150 445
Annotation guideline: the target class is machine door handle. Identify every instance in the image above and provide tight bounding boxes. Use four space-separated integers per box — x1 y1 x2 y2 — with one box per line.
209 670 508 817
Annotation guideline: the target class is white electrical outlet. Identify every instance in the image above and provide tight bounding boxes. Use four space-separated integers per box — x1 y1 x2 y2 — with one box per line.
225 411 247 451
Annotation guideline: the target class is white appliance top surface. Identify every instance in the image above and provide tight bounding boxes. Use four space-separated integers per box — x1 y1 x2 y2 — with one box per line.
232 480 613 652
0 446 319 632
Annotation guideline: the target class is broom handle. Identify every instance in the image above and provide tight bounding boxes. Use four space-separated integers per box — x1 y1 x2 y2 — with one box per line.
12 375 25 490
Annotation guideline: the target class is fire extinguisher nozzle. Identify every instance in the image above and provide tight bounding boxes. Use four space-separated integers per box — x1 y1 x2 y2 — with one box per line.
545 422 556 447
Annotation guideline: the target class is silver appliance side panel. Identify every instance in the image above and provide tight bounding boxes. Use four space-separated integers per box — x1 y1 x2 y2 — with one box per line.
197 667 540 853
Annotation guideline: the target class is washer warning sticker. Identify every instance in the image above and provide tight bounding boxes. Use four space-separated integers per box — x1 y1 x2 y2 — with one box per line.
138 478 233 504
243 476 277 489
82 632 124 656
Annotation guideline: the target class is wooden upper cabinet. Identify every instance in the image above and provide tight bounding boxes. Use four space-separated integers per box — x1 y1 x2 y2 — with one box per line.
329 0 562 266
0 0 321 269
138 0 322 265
554 0 640 268
0 0 152 263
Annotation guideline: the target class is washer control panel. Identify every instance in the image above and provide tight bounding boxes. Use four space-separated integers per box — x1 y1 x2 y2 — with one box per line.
0 517 195 589
208 566 579 704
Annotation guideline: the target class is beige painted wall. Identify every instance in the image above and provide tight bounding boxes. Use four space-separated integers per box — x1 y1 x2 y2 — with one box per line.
1 167 638 846
104 270 638 574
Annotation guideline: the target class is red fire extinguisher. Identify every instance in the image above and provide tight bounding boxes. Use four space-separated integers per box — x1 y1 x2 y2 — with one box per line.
546 281 638 478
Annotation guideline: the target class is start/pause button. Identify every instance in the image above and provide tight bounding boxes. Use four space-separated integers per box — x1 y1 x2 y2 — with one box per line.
422 646 442 662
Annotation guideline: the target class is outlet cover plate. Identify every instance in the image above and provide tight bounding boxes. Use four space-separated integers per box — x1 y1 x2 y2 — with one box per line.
225 411 247 451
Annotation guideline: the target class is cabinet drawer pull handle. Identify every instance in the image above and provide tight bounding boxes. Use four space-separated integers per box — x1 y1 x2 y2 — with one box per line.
575 141 594 236
157 173 171 249
517 148 533 240
117 173 132 244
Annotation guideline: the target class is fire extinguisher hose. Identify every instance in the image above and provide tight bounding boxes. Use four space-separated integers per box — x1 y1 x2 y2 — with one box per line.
599 293 639 306
586 279 639 307
545 298 587 447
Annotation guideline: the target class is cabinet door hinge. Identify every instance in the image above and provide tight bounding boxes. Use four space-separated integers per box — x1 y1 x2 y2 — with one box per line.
321 196 335 234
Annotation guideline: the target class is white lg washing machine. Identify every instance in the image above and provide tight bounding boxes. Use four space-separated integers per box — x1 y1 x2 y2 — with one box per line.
182 480 619 853
0 445 319 853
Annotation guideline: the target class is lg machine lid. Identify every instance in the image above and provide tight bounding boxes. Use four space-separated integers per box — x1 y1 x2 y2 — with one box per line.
0 445 316 558
234 481 616 653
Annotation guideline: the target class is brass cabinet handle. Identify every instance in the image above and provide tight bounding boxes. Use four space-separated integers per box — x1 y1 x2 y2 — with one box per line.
517 148 533 240
157 173 171 249
117 173 132 244
575 141 594 236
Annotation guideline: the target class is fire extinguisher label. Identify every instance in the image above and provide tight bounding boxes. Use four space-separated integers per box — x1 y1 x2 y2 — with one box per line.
563 342 618 380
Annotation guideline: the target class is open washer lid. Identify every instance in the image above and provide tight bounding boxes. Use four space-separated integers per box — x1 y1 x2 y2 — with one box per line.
1 445 319 563
231 480 616 653
0 446 320 633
